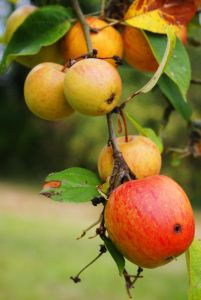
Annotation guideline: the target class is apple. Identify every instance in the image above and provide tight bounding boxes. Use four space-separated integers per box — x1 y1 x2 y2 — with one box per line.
4 5 62 68
61 17 123 66
105 175 195 268
98 135 161 181
63 58 122 116
24 62 74 120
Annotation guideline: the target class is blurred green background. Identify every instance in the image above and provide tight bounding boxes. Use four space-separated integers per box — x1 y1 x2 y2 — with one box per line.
0 0 201 299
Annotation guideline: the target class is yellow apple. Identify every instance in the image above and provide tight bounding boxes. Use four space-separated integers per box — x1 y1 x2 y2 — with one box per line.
24 62 73 120
61 17 123 67
63 58 122 116
98 135 161 180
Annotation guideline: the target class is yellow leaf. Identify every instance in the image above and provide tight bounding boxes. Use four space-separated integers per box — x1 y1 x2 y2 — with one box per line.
125 11 178 34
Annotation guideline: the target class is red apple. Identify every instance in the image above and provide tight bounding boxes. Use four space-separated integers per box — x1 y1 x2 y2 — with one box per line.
105 175 195 268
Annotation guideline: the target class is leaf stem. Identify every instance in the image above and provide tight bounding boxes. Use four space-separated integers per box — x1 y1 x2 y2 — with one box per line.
71 0 93 54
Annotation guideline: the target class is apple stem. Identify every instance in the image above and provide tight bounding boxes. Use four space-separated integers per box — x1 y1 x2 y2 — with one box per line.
117 114 123 134
71 0 94 55
106 113 135 193
119 108 129 142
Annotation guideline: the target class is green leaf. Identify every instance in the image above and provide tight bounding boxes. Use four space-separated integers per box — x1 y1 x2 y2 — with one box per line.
159 74 192 121
0 5 72 72
186 239 201 300
126 112 164 153
147 32 191 99
103 236 125 276
41 167 100 203
134 28 176 95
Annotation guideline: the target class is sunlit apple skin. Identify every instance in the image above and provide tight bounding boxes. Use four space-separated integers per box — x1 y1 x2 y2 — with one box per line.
24 62 73 121
122 26 158 73
98 135 161 181
63 58 122 116
105 175 195 268
61 17 123 66
4 5 62 68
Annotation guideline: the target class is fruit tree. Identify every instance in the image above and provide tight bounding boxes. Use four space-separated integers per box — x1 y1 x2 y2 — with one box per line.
1 0 201 299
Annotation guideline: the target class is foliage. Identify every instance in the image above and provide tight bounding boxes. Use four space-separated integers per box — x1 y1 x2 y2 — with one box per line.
186 239 201 300
41 167 100 202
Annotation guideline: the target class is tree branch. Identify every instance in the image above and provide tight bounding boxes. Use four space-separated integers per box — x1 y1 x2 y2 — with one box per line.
100 0 106 17
71 0 93 55
106 113 135 193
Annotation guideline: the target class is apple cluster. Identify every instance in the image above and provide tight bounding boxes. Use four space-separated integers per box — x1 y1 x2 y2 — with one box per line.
4 5 195 270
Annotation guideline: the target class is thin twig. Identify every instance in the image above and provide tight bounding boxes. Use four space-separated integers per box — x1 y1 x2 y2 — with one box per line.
104 17 127 26
191 79 201 85
76 213 103 240
70 245 107 283
120 91 140 109
188 38 201 47
123 267 143 298
98 19 121 30
71 0 93 54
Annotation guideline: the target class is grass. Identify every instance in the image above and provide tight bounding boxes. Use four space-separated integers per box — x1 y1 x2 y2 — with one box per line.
0 182 199 300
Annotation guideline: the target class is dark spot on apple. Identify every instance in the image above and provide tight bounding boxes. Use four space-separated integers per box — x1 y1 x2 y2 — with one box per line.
106 93 115 104
174 223 182 234
165 256 173 261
